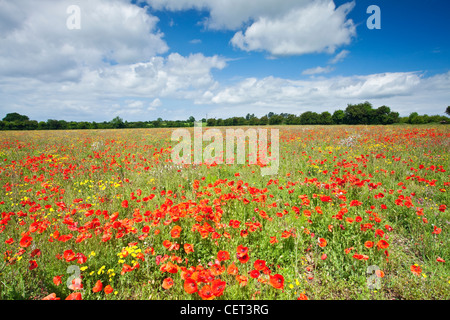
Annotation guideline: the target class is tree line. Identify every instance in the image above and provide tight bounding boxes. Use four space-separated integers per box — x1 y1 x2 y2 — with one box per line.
1 102 449 131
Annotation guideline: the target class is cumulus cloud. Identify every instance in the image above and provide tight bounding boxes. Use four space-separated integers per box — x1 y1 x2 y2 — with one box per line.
302 66 335 75
197 71 450 117
147 0 355 56
0 0 169 82
0 0 227 121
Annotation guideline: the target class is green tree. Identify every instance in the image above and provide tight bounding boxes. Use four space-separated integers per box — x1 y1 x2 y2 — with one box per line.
319 111 333 125
332 110 345 124
110 116 125 128
3 112 29 122
445 106 450 116
344 102 373 124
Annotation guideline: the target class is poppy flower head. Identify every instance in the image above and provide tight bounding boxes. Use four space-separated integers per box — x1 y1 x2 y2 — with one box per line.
269 274 284 290
217 250 230 262
184 278 198 294
162 277 174 290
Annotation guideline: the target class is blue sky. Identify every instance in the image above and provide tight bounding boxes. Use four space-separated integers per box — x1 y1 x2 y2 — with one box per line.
0 0 449 122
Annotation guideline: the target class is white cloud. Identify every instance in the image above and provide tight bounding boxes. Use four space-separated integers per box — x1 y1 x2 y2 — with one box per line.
147 0 356 56
231 1 355 56
329 50 350 64
302 66 334 75
0 0 168 81
198 71 450 117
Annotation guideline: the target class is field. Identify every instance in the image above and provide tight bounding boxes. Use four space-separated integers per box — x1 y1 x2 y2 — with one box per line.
0 125 449 300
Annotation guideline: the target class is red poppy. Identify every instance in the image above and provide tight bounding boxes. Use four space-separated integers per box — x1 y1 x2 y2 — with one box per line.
104 285 114 294
19 234 33 248
376 239 389 250
162 277 174 290
184 243 194 254
410 265 422 276
63 249 76 262
184 278 198 294
92 280 103 293
254 259 266 271
121 200 128 208
436 257 445 263
29 260 38 270
269 274 284 290
208 274 223 290
65 292 82 300
318 238 327 248
217 250 230 262
297 294 308 300
5 238 14 245
236 275 248 287
170 225 182 238
236 245 248 257
30 248 41 258
198 285 215 300
237 253 250 264
432 226 442 235
250 270 260 279
364 241 374 248
42 293 60 300
227 263 238 275
53 275 62 286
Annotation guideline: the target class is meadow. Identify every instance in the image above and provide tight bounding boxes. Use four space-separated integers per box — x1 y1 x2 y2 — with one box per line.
0 125 448 300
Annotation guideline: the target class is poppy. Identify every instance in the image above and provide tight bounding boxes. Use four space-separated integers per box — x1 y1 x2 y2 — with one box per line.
269 274 284 290
171 225 182 238
217 250 230 262
436 257 445 263
321 254 327 260
198 285 215 300
211 279 226 297
236 245 248 257
53 275 62 286
162 277 174 290
364 241 374 248
42 293 60 300
30 248 41 258
63 249 77 262
318 238 327 248
237 253 250 264
254 259 266 271
104 285 114 294
236 275 248 287
65 292 82 300
184 243 194 254
92 280 103 293
432 226 442 235
227 263 238 276
250 270 260 279
376 240 389 250
410 265 422 276
28 260 38 270
297 294 308 300
184 278 198 294
5 238 14 245
121 200 128 208
19 234 33 248
375 270 385 278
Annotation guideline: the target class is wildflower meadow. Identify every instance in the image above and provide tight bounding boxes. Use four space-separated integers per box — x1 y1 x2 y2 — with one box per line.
0 125 448 300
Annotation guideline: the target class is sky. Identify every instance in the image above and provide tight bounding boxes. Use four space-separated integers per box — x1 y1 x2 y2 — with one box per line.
0 0 449 122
